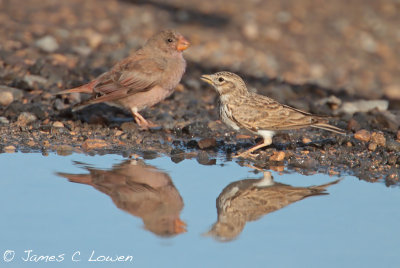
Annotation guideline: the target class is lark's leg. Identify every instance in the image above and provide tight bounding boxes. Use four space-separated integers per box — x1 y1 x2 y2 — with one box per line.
131 108 159 130
234 136 273 158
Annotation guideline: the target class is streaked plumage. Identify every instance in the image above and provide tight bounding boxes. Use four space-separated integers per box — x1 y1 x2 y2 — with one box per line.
207 171 340 241
201 72 345 157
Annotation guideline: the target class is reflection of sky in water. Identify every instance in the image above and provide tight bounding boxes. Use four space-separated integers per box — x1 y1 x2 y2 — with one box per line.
0 153 399 268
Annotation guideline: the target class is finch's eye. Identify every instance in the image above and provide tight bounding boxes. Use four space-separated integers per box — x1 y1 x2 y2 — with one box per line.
167 38 173 43
218 77 225 82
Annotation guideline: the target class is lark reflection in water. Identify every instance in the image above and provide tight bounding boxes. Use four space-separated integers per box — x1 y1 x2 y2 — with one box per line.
207 171 340 241
57 159 186 237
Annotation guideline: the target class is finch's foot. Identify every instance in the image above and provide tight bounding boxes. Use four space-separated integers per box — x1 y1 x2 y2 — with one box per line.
133 111 159 130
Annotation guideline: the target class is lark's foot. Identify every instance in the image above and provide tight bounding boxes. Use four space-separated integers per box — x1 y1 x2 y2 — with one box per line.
233 150 257 159
233 137 272 158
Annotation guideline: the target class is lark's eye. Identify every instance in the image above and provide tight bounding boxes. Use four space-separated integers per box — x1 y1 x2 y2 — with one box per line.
218 77 225 82
167 38 173 43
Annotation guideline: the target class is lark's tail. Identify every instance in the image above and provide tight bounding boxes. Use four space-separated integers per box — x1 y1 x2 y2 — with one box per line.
312 122 346 135
306 178 342 197
310 179 342 191
56 80 97 95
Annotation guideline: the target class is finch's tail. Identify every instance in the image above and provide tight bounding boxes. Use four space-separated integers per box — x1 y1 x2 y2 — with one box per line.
56 80 97 95
56 173 93 186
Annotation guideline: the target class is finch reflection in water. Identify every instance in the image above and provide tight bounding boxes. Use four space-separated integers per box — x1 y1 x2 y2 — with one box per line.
57 159 186 237
207 171 340 241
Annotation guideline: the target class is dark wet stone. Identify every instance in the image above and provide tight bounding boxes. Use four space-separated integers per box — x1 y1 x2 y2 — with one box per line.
172 140 182 147
372 111 400 132
182 121 210 137
386 139 400 152
385 170 400 186
288 157 318 170
198 138 216 149
186 140 198 149
142 150 158 159
170 148 185 163
347 118 361 132
196 151 216 165
28 104 47 119
3 101 24 118
122 151 131 158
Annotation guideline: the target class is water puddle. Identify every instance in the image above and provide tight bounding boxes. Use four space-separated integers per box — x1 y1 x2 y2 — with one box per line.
1 153 399 267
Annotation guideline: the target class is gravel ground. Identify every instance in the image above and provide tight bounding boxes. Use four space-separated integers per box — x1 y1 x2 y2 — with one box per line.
0 0 399 185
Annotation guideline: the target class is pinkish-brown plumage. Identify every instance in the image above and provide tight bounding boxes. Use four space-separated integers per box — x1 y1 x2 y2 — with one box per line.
58 30 190 129
57 159 186 237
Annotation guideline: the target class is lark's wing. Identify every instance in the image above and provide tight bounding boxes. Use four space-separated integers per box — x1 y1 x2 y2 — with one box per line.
229 93 343 133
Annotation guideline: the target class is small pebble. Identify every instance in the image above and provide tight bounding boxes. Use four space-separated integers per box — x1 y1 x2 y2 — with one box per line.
4 145 16 153
197 151 210 165
347 119 361 132
368 143 377 151
354 129 371 142
242 21 259 40
0 91 14 106
53 121 64 128
81 139 108 151
270 151 285 162
42 140 50 147
56 145 74 156
198 138 217 149
302 137 312 143
35 35 59 52
371 132 386 146
23 74 48 87
17 112 37 126
0 116 9 124
27 140 36 147
0 86 24 101
115 130 124 136
236 134 252 139
337 100 388 115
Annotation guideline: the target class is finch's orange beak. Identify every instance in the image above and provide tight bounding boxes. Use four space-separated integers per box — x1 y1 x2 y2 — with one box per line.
173 218 187 234
177 36 190 51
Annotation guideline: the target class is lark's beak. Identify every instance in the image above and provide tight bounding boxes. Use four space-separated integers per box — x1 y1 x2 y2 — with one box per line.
177 36 190 51
200 74 213 85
